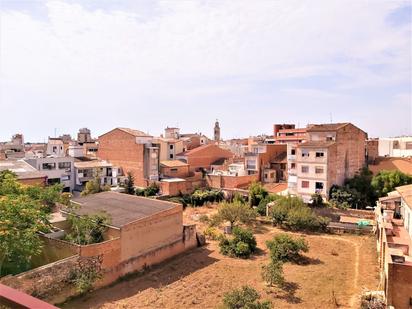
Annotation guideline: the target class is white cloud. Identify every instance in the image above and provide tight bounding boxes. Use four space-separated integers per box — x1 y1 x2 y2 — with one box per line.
0 0 410 140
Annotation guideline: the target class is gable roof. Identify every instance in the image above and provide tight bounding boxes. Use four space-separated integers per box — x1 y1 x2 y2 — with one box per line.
306 123 350 132
99 128 152 139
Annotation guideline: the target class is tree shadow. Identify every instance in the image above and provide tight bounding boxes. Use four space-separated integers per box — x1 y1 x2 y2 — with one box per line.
293 255 324 266
275 281 301 304
252 224 270 234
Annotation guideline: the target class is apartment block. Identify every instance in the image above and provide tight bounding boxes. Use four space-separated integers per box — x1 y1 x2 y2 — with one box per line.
376 184 412 309
97 128 160 187
74 159 121 190
379 136 412 157
25 156 75 191
273 124 307 144
289 123 367 202
244 143 287 182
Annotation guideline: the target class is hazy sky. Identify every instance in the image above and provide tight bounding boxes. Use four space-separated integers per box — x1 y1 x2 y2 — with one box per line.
0 0 411 142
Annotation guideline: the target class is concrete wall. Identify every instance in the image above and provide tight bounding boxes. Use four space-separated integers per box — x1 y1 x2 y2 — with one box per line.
98 129 147 186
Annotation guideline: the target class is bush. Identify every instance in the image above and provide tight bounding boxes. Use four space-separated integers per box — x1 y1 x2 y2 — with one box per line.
233 192 246 204
203 227 221 240
310 193 324 207
249 181 268 206
199 214 210 224
190 189 224 206
257 194 280 216
135 183 160 197
222 285 272 309
219 226 257 259
269 196 330 232
266 234 308 263
261 260 284 287
212 201 257 228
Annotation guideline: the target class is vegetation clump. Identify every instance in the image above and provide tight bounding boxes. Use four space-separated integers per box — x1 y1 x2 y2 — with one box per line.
81 177 110 196
219 226 257 259
248 181 268 207
64 213 110 245
222 285 272 309
135 182 160 197
212 201 257 228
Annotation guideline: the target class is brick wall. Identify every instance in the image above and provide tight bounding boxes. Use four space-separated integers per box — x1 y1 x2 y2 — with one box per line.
161 165 190 178
206 174 259 189
185 145 234 172
98 129 146 186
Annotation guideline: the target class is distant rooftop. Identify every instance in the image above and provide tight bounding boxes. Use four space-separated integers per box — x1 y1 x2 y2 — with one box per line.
0 159 46 180
100 128 152 138
306 123 350 132
160 160 188 168
70 191 180 228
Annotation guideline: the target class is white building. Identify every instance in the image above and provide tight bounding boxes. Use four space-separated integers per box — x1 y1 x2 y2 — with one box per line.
379 137 412 157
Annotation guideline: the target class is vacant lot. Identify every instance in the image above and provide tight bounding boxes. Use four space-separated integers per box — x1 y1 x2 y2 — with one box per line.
62 217 379 309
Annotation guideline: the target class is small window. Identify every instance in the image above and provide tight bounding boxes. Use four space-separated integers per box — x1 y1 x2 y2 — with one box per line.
302 150 309 157
170 168 178 172
301 181 309 188
301 166 309 173
315 167 324 174
169 154 174 159
316 152 324 158
291 149 296 155
58 162 71 169
315 182 324 190
326 136 334 141
291 163 296 169
42 163 56 170
170 144 174 150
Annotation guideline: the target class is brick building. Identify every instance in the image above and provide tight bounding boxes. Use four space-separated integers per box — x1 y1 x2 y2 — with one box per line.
160 160 190 178
375 184 412 309
176 144 234 172
366 138 379 164
97 128 160 187
289 123 367 202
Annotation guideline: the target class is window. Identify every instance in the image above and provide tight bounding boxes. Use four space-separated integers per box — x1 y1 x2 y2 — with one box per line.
58 162 71 170
42 163 56 170
291 163 296 169
170 168 178 172
61 175 70 181
290 149 296 155
315 182 324 190
326 136 334 141
301 150 309 157
301 181 309 188
315 166 324 174
316 152 324 158
301 166 309 173
264 173 268 179
169 154 174 159
169 144 174 150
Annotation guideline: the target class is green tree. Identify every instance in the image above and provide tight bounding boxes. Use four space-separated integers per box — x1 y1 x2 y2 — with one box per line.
65 213 110 245
248 181 268 206
219 226 257 259
213 201 257 228
371 170 412 198
257 194 280 216
344 167 375 207
0 195 50 276
266 234 308 263
0 170 21 196
81 177 110 196
125 172 135 195
222 285 272 309
261 260 284 287
310 193 324 207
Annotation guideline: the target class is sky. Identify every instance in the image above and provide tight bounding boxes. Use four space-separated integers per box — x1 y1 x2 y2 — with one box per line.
0 0 411 142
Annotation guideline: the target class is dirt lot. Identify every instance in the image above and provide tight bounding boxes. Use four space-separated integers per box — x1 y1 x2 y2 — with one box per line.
62 204 379 309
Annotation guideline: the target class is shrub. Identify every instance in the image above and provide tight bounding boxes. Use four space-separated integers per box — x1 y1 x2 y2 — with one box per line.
222 285 272 309
190 189 224 206
233 192 246 204
212 201 257 228
310 193 324 207
65 213 110 245
203 227 221 240
199 214 210 224
261 260 284 287
257 194 280 216
125 172 135 195
135 183 160 197
266 234 308 263
219 227 257 259
249 181 268 206
269 196 330 232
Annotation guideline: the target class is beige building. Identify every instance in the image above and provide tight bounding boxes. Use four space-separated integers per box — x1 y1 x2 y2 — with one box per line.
289 123 367 202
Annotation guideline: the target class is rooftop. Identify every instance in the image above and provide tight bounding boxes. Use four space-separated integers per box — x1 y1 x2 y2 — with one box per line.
0 159 47 180
160 160 189 168
306 123 350 132
99 128 152 139
299 141 336 148
70 191 180 228
396 184 412 209
74 160 112 169
369 157 412 175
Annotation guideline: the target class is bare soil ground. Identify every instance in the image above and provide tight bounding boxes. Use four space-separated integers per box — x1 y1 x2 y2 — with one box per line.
62 206 379 309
